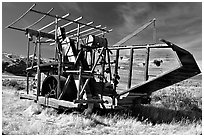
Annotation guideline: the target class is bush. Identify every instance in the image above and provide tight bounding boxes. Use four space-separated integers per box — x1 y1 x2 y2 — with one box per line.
151 82 202 112
2 79 26 90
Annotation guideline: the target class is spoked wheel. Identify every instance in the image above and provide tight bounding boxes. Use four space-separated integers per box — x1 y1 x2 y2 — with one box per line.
47 78 57 98
41 75 66 99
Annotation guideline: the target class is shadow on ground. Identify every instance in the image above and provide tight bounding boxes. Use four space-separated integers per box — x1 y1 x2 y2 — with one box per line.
89 105 202 125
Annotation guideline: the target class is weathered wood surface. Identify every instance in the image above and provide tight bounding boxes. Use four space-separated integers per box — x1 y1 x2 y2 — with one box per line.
20 93 78 109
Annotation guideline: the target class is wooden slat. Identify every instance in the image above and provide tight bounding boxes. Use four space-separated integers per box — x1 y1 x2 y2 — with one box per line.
30 8 110 32
20 93 78 108
117 39 201 98
38 13 70 31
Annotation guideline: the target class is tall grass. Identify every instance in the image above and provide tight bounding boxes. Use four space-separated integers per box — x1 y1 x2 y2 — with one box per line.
2 78 202 135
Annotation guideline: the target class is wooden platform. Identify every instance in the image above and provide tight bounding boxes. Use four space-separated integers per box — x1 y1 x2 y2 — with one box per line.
20 93 78 109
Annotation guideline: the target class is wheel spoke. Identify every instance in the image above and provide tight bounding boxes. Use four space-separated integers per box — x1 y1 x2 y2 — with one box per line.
49 84 52 91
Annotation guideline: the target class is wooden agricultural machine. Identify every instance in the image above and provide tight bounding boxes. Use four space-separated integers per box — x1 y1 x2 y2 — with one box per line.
6 4 201 113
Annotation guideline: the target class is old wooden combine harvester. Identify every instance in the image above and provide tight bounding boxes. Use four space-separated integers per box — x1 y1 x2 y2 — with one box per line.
6 4 201 114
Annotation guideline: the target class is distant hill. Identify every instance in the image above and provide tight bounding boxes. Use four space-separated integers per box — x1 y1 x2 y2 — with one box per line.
2 52 52 76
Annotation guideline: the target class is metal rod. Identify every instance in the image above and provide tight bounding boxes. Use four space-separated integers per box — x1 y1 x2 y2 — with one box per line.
38 13 70 31
153 19 156 44
5 4 36 28
25 8 54 29
30 8 110 32
113 18 156 47
127 48 134 89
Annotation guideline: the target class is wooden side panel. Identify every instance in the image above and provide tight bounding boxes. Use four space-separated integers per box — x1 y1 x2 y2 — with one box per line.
118 39 201 98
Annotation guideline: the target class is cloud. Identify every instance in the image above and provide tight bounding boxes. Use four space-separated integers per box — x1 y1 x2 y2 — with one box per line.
112 2 202 45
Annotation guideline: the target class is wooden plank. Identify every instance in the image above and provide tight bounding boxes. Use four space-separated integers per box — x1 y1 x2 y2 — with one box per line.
127 48 134 89
20 93 37 100
74 99 108 104
20 93 78 108
26 28 55 39
36 36 41 101
144 46 150 81
26 38 30 94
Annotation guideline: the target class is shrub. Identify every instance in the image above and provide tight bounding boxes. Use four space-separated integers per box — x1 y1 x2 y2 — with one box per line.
2 79 26 90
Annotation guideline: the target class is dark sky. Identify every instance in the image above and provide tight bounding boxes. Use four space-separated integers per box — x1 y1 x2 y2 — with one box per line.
2 2 202 69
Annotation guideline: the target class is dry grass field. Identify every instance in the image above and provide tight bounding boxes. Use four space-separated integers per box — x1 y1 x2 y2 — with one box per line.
2 75 202 135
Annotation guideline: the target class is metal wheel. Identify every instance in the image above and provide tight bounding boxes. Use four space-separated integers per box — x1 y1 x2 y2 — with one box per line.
41 75 66 99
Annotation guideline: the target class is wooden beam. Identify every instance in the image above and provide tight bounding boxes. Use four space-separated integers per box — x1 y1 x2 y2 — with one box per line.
144 46 150 81
127 48 134 89
26 38 30 94
26 28 55 39
37 36 41 101
114 49 119 91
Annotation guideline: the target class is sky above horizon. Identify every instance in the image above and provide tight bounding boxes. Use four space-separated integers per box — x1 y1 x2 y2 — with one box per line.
2 2 202 69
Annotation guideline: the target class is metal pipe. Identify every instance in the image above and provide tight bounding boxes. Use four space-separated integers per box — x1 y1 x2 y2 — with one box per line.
153 19 156 44
113 18 156 47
